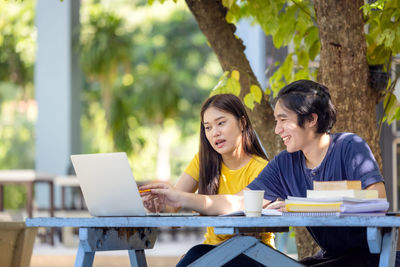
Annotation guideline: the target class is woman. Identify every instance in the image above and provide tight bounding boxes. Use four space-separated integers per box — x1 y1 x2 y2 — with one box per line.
141 94 273 266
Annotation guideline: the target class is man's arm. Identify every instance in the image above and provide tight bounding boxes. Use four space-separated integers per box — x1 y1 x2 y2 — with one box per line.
366 181 387 198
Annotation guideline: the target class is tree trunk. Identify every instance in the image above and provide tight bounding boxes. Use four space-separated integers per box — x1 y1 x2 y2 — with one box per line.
185 0 283 158
315 0 382 167
290 0 385 261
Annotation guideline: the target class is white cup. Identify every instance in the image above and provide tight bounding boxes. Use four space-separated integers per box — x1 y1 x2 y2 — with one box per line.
243 190 265 217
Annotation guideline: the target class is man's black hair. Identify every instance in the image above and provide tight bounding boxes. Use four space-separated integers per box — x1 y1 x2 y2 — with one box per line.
276 80 337 133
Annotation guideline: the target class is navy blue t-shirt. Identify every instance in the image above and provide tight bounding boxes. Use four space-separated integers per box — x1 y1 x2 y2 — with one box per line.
247 133 384 256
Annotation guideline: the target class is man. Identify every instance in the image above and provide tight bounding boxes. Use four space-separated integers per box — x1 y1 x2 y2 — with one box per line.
141 80 387 266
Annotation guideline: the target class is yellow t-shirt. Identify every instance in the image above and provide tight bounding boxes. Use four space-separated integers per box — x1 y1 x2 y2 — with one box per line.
184 153 274 247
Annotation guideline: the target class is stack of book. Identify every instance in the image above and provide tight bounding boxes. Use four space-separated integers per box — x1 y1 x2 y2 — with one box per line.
284 180 389 216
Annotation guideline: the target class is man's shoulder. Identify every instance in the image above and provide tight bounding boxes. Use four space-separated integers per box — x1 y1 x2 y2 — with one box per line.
331 132 364 146
272 150 302 165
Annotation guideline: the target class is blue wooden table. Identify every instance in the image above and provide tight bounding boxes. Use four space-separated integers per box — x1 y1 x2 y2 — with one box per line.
26 215 400 267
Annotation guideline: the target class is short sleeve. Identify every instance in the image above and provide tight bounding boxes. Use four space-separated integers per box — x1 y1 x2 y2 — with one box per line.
184 153 200 182
342 135 384 188
247 157 286 201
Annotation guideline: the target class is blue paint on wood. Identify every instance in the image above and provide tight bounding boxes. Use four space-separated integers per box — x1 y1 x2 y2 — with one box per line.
367 227 382 253
128 250 147 267
244 242 303 267
25 216 400 267
25 216 400 228
379 228 398 267
189 236 258 266
75 242 95 267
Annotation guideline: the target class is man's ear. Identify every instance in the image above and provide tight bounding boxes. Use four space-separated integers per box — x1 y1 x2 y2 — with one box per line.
308 113 318 128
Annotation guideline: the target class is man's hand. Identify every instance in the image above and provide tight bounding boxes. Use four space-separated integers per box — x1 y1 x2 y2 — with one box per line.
264 198 286 212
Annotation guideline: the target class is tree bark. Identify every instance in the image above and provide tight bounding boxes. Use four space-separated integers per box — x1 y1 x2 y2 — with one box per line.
185 0 283 158
315 0 382 167
292 0 384 261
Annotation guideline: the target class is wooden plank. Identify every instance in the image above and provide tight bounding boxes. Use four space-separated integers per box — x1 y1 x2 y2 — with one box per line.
78 227 156 252
128 250 147 267
379 228 398 267
367 227 382 253
243 242 304 267
189 236 258 266
75 243 95 267
26 216 400 228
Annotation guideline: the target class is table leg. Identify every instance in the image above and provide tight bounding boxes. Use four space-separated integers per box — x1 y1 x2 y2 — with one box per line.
75 242 95 267
48 181 55 245
61 186 66 210
0 185 3 211
367 227 382 253
379 227 398 267
244 242 304 266
27 182 34 218
128 250 147 267
49 181 54 217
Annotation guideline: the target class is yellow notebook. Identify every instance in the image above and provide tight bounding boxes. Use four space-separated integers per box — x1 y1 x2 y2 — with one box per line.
285 202 342 212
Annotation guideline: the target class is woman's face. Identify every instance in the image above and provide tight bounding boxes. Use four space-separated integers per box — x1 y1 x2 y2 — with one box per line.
203 106 243 157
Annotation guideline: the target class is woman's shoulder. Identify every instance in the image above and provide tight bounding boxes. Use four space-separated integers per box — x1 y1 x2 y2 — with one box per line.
250 155 268 167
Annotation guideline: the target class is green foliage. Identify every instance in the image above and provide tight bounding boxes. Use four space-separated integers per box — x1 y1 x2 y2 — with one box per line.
244 84 263 110
0 0 36 209
364 0 400 66
362 0 400 124
81 2 221 180
215 1 317 99
81 5 132 78
210 70 240 97
0 0 36 97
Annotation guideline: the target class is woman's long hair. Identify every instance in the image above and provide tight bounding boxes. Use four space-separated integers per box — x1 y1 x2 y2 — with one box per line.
198 94 267 195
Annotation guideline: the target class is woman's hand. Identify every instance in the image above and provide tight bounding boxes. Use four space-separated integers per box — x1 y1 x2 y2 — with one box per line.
139 183 184 211
141 190 165 213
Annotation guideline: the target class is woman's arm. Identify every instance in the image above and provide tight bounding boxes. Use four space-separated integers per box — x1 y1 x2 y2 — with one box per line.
166 173 198 212
141 183 246 215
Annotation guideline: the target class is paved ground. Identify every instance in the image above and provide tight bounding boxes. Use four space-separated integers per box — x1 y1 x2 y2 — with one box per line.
30 255 181 267
30 226 204 267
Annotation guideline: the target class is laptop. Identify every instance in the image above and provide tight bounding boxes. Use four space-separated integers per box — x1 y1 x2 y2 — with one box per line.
70 152 198 217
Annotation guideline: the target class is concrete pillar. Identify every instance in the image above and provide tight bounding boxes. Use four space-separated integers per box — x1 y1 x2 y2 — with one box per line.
34 0 81 208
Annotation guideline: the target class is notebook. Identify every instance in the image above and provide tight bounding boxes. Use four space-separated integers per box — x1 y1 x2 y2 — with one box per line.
70 152 198 217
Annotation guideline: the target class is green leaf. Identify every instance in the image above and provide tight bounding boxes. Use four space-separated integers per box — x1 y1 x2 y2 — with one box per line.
244 93 255 110
304 26 319 52
231 70 240 81
226 3 240 24
384 93 397 124
250 84 262 103
211 71 229 95
265 87 272 96
309 41 320 61
294 69 310 80
297 49 309 68
222 0 235 9
226 75 241 96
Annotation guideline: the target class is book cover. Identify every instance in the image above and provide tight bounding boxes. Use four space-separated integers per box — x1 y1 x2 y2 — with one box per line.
307 189 378 199
285 196 389 213
313 180 361 190
285 202 342 212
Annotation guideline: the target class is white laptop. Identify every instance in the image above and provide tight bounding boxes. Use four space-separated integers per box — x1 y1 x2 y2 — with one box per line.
71 152 198 217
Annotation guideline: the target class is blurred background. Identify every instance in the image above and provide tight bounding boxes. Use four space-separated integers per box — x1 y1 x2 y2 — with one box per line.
0 0 297 266
0 0 221 209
